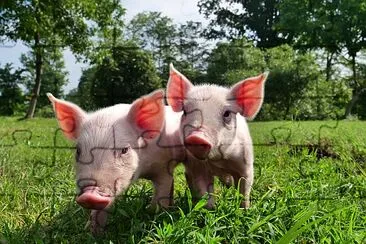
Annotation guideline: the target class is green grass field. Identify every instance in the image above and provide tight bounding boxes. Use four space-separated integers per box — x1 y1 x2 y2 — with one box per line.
0 117 365 243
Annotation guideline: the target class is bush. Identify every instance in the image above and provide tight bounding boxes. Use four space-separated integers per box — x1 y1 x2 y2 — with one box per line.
35 106 55 118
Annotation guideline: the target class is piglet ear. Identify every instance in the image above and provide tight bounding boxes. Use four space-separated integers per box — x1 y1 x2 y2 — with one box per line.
166 63 193 112
229 72 268 120
128 89 165 139
47 93 86 140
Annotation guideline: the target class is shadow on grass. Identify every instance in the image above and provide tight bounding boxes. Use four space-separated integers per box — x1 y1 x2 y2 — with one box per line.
2 189 189 243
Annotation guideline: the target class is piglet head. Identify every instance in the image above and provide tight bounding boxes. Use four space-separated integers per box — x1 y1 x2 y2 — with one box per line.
167 63 267 160
48 90 165 210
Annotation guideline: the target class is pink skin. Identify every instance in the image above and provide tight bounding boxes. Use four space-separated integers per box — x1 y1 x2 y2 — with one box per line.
48 90 185 235
167 63 268 209
76 186 112 210
184 131 212 159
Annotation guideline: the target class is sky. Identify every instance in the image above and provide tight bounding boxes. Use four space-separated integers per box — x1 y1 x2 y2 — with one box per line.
0 0 208 93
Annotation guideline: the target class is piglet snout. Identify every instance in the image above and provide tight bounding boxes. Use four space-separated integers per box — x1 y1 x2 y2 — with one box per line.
184 131 212 160
76 186 111 210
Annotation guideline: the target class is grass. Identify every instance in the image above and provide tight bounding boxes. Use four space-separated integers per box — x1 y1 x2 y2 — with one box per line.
0 117 365 243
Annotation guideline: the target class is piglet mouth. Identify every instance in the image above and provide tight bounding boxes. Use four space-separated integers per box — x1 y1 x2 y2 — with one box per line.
184 131 212 160
76 186 112 210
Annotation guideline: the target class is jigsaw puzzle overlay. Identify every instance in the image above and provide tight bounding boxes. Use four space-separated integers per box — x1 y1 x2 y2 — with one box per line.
2 75 366 231
1 45 366 241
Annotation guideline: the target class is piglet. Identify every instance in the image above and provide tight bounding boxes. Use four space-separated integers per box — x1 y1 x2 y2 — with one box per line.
47 89 184 234
167 64 268 208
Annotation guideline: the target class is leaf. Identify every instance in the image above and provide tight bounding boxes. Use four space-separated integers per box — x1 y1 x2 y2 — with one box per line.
193 198 208 212
276 205 353 244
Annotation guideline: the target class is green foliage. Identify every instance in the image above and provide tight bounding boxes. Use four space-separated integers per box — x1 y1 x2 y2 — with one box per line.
169 60 207 86
351 63 366 119
277 0 366 117
205 41 342 120
91 43 161 107
206 39 266 86
127 11 177 77
20 47 68 109
198 0 288 48
197 0 366 118
86 1 126 64
127 13 209 82
260 45 322 120
0 0 126 118
0 63 25 116
177 21 209 71
65 67 97 111
294 78 351 120
1 0 93 53
277 0 342 52
162 21 209 85
35 106 55 118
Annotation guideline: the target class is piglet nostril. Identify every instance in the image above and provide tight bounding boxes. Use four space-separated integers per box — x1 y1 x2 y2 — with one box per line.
80 185 97 194
77 179 97 190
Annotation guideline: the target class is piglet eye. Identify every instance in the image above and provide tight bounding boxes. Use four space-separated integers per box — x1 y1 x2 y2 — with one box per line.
121 147 129 154
223 111 231 117
223 110 232 123
114 147 129 158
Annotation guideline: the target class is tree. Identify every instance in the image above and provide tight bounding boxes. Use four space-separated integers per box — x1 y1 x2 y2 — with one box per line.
0 63 25 115
177 21 209 69
20 47 68 110
127 13 210 84
205 42 325 120
0 0 125 118
277 0 366 117
338 1 366 117
206 39 266 85
126 11 178 78
353 62 366 119
171 21 209 84
90 43 161 107
198 0 289 48
262 45 323 120
65 66 97 111
278 0 343 81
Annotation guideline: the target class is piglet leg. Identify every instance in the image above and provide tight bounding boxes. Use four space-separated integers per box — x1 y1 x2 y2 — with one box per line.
151 173 174 208
89 209 108 235
234 164 254 209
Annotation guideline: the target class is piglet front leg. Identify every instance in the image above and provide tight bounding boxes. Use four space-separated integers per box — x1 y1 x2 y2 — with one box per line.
150 172 175 210
89 209 108 235
185 161 215 209
234 165 254 209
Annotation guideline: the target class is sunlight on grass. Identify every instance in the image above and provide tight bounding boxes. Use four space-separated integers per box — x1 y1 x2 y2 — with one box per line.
0 117 365 242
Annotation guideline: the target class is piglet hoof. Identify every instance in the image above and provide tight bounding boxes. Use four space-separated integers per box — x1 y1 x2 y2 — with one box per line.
146 203 161 214
85 219 104 236
205 197 216 210
205 202 215 210
219 174 234 188
158 196 174 208
241 200 250 209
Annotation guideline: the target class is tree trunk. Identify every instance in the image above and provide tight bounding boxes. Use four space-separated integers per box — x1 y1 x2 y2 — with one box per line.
344 55 360 118
344 89 365 118
325 51 334 82
24 32 42 119
283 98 292 120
